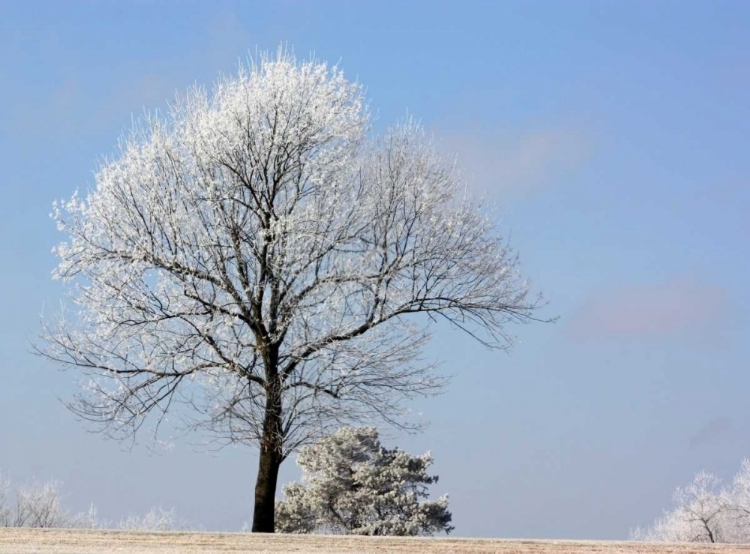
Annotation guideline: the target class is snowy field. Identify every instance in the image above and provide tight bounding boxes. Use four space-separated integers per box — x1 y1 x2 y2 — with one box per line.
3 529 750 554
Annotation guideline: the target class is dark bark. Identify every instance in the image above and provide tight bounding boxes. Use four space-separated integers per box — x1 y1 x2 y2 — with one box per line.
251 357 284 533
251 435 282 532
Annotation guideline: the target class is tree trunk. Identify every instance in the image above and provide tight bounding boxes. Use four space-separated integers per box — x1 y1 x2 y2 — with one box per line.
251 373 284 533
251 437 282 532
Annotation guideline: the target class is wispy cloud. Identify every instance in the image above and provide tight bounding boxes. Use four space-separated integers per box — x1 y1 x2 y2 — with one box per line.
566 277 728 342
435 128 592 200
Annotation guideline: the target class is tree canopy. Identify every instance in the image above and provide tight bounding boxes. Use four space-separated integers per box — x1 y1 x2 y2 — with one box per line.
41 49 541 531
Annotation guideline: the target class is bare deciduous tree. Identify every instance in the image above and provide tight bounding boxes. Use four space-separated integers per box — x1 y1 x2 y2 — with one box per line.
725 459 750 542
0 474 11 527
632 460 750 544
0 474 97 529
14 480 69 528
0 471 185 531
40 50 542 532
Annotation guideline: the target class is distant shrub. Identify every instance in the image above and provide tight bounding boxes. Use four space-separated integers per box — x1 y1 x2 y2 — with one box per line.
0 471 182 531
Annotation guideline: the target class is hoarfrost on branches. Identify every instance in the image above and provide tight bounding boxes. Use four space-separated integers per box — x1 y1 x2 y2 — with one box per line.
118 507 182 532
275 426 453 536
0 474 11 527
632 459 750 543
0 474 96 529
40 48 542 531
0 471 184 531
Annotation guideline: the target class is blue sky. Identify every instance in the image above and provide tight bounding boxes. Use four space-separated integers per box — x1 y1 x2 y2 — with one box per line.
1 0 749 539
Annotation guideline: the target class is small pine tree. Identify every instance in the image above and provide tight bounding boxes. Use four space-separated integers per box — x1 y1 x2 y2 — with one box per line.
275 427 453 536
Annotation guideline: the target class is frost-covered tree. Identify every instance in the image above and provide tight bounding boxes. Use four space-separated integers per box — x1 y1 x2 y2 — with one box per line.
0 474 97 529
40 50 541 532
275 427 453 536
0 471 183 531
632 472 726 543
632 460 750 543
0 474 11 527
14 480 72 528
724 459 750 543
